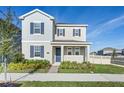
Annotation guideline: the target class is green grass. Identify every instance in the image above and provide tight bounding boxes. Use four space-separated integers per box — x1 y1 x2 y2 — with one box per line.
93 64 124 74
20 81 124 87
59 64 124 74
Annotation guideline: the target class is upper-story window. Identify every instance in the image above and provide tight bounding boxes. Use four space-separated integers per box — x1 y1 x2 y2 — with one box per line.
34 23 41 34
30 22 44 34
73 29 81 36
57 29 65 36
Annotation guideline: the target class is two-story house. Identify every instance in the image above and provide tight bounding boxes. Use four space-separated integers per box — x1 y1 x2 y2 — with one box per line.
19 9 91 64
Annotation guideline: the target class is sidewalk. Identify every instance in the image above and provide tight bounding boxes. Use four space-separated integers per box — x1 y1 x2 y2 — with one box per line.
48 66 59 73
1 73 124 82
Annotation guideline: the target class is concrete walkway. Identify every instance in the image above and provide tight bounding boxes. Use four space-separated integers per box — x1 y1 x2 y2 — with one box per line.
1 73 124 82
48 66 59 73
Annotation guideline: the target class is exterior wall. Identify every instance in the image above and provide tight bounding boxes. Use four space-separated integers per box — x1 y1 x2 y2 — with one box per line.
55 26 86 41
22 42 52 64
22 12 54 42
21 11 54 62
20 10 90 64
64 55 84 63
90 55 111 64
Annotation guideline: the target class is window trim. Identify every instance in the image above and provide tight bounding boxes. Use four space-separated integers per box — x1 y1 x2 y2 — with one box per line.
57 28 65 36
73 29 80 36
74 47 80 55
67 47 73 55
34 46 41 57
33 23 41 34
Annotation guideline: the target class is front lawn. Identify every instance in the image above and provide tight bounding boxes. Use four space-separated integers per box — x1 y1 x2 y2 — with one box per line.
19 81 124 87
58 61 124 74
93 64 124 74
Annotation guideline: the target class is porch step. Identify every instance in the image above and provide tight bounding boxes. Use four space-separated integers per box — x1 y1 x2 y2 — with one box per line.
48 65 59 73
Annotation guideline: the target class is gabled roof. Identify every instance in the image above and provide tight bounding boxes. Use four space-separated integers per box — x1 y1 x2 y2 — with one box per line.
19 9 54 20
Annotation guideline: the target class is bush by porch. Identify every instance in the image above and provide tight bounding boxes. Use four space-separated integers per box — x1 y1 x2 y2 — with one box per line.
58 61 124 74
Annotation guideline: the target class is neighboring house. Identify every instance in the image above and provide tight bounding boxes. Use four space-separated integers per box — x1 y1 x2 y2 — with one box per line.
19 9 91 64
97 47 122 56
122 49 124 55
90 52 97 55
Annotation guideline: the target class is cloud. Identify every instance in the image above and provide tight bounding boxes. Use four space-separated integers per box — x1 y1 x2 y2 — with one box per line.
88 15 124 39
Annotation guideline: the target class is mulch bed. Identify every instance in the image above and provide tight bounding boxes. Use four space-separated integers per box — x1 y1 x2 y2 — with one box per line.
0 82 21 87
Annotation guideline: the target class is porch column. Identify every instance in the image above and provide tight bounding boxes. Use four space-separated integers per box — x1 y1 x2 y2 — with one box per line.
85 45 90 62
87 45 90 61
61 45 64 62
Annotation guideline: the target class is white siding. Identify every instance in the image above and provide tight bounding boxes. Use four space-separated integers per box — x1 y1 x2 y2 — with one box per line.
64 55 84 63
55 26 86 41
22 12 54 42
20 9 90 64
21 11 54 63
22 42 52 64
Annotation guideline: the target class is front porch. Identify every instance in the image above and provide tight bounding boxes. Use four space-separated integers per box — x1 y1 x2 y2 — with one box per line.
51 41 91 64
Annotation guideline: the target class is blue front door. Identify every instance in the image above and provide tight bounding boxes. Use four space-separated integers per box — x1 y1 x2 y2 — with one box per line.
56 48 61 62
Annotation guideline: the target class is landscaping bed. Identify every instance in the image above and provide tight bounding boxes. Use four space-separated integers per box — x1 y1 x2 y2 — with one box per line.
19 81 124 87
0 82 21 87
58 61 124 74
6 60 50 73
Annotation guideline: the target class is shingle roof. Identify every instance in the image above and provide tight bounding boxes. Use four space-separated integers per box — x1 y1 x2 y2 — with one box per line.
19 9 54 20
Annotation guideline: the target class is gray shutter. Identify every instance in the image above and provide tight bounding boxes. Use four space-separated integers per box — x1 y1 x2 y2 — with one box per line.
57 29 59 36
40 46 44 58
63 29 65 36
41 23 44 34
30 46 34 58
30 23 34 34
79 29 81 36
73 29 75 36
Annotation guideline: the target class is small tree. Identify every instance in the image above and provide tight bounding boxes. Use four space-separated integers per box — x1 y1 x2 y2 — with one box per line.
112 49 117 58
0 7 20 82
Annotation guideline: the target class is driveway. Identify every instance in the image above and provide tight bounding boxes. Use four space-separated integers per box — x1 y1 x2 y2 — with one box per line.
1 73 124 82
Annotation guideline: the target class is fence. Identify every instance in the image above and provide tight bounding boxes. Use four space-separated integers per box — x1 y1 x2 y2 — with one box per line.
90 55 124 65
111 56 124 65
90 55 111 64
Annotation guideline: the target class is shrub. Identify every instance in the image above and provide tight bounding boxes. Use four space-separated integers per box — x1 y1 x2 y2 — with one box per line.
59 61 95 72
8 60 50 71
12 53 25 63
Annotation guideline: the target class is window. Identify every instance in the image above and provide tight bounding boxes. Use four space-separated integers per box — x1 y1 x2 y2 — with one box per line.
30 46 44 58
73 29 80 36
34 23 41 34
34 46 41 57
57 29 65 36
67 47 72 55
74 47 80 55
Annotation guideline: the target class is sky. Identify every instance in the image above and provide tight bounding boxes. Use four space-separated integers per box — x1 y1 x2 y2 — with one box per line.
0 6 124 52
